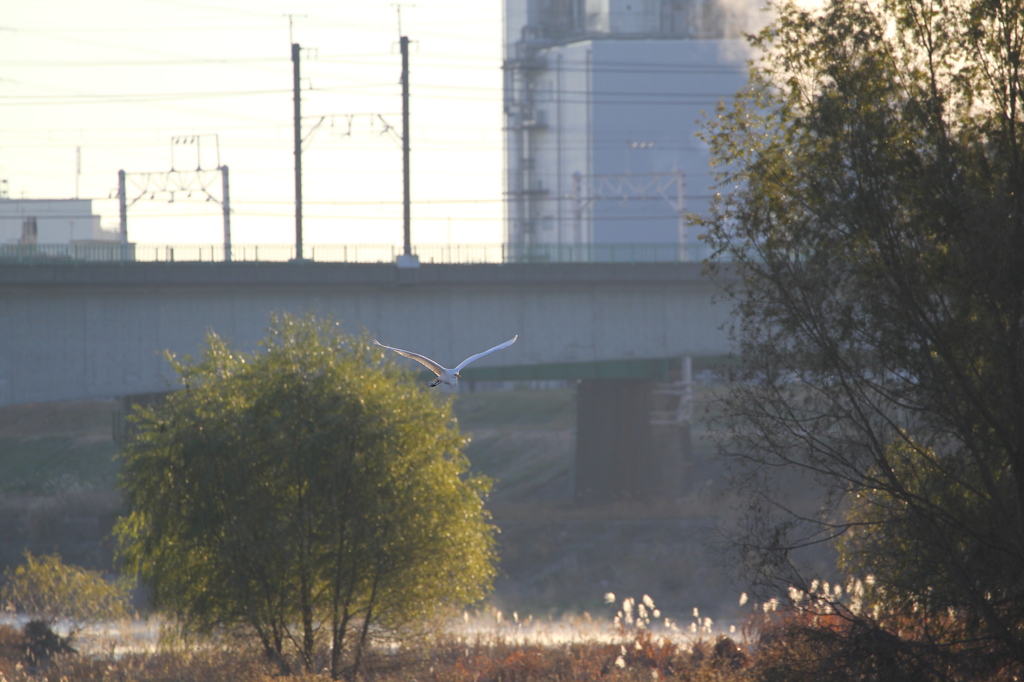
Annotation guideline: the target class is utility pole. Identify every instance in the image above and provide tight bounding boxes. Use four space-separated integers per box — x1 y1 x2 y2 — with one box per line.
221 165 231 262
572 171 584 245
118 169 127 243
400 35 411 258
676 169 686 252
292 42 304 261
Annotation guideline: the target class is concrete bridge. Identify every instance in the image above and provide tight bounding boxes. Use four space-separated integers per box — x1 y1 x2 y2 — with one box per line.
0 260 734 406
0 260 736 499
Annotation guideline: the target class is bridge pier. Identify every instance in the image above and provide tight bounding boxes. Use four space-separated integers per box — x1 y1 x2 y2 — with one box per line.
573 378 692 503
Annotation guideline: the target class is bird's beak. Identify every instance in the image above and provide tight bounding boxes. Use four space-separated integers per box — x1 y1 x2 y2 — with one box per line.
455 373 462 378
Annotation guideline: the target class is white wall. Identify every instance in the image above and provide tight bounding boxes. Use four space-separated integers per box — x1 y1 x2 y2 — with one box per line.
521 38 749 248
588 39 749 246
0 198 116 244
504 0 759 251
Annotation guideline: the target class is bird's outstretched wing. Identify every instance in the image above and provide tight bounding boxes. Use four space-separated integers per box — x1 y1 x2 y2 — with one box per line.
454 335 518 372
373 339 445 376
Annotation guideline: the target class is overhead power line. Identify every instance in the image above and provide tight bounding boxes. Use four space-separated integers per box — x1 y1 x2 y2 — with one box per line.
0 89 293 106
0 90 736 108
2 57 289 67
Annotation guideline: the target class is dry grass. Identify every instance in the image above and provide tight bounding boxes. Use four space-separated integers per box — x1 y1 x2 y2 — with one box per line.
2 605 1018 682
0 623 756 682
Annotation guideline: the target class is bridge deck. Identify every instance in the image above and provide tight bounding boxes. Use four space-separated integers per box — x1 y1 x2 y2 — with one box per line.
0 262 735 405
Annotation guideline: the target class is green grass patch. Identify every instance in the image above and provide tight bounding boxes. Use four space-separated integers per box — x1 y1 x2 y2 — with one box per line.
452 389 575 501
0 437 119 494
452 388 576 431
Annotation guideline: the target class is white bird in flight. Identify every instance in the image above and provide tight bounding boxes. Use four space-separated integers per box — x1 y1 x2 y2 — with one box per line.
373 335 518 387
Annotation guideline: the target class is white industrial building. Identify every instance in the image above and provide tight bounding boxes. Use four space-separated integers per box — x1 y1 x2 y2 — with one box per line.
0 197 119 245
503 0 757 260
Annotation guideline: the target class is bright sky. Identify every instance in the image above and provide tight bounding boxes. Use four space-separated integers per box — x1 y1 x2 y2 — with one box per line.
0 0 504 247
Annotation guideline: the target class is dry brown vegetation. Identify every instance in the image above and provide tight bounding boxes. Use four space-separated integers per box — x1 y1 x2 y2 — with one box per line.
0 619 755 682
1 609 1018 682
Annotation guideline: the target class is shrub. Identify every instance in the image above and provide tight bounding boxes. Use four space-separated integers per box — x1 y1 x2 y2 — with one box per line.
1 551 129 634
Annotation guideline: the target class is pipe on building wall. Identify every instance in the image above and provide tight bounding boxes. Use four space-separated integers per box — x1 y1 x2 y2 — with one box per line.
556 52 563 246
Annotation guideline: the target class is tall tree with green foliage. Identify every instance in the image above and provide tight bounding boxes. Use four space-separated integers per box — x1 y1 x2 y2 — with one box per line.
115 315 497 679
699 0 1024 671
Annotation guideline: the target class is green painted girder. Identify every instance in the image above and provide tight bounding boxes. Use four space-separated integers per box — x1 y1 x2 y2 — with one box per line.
461 358 677 382
414 356 722 383
411 356 733 382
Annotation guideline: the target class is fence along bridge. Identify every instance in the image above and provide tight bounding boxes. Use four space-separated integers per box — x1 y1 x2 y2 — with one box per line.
0 240 714 265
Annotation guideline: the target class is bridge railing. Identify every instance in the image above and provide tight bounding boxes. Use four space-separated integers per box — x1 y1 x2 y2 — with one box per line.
0 242 715 265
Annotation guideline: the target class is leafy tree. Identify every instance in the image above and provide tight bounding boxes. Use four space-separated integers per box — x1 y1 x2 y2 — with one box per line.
115 315 497 679
698 0 1024 669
